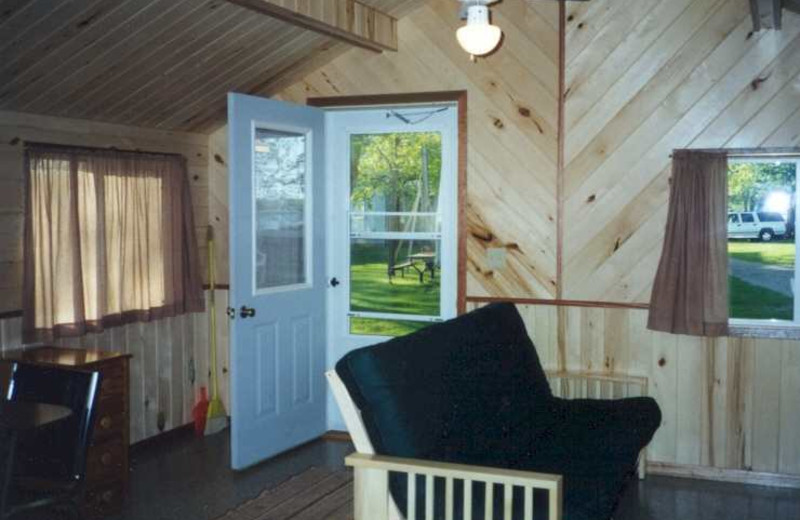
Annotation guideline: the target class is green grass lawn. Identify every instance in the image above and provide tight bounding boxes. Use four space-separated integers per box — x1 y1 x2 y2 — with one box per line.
728 240 795 268
729 275 792 320
350 241 439 336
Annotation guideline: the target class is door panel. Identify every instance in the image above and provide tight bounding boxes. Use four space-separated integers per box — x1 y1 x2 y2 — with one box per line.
228 93 326 470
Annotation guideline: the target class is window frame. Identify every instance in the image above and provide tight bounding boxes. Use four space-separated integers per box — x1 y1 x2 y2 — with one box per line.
728 155 800 336
250 121 314 297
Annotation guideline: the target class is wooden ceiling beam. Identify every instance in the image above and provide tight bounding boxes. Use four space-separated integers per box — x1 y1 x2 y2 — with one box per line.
224 0 398 52
750 0 784 30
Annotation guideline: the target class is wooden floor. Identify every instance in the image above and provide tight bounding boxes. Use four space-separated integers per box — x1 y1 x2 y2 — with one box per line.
213 467 353 520
105 429 800 520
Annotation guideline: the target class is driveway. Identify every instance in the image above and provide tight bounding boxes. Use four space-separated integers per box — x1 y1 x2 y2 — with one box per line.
730 258 794 297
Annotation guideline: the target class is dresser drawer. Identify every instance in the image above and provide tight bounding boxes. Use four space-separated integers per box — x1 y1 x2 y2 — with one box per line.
85 481 124 517
87 438 125 481
92 410 124 443
97 363 126 398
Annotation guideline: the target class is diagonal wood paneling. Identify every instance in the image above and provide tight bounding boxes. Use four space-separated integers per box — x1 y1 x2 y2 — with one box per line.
277 0 560 299
0 0 420 133
563 0 800 303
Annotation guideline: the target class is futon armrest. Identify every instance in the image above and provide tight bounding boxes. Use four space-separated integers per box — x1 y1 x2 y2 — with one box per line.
346 452 563 520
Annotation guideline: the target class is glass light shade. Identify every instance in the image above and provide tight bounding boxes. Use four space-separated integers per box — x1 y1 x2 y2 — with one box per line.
456 24 502 56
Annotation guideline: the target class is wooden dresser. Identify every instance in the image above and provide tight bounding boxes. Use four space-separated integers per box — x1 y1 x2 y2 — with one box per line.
0 346 131 518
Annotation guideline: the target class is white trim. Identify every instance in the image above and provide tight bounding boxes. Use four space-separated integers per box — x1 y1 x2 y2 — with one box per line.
348 311 443 323
326 104 459 351
350 232 442 240
250 120 314 297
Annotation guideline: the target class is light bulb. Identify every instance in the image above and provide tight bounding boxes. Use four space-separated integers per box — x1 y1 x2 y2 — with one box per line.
456 5 502 57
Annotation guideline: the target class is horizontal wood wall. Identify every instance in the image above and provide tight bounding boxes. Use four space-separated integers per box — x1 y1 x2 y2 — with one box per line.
0 290 228 444
0 111 229 443
0 110 215 314
277 0 561 299
467 302 800 477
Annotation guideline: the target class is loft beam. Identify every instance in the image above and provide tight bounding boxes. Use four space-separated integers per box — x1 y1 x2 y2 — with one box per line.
225 0 398 52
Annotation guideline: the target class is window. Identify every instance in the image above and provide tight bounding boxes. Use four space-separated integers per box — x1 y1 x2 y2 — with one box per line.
728 156 800 324
23 144 204 342
327 104 459 344
253 128 310 291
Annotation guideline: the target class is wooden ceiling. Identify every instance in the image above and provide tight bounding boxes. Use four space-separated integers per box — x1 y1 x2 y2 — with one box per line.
0 0 425 134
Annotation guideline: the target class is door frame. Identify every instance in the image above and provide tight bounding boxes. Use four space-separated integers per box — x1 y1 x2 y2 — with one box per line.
308 91 468 315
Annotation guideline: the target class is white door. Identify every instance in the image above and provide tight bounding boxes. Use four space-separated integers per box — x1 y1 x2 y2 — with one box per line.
228 93 327 470
326 104 459 429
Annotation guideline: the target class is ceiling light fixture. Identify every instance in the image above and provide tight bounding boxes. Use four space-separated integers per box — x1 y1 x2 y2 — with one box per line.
457 0 502 60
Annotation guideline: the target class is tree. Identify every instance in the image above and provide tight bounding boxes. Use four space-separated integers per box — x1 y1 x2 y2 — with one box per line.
728 162 796 212
350 132 442 268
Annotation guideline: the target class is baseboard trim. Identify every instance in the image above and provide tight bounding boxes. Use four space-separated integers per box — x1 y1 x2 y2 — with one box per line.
321 430 352 443
130 423 195 454
648 462 800 489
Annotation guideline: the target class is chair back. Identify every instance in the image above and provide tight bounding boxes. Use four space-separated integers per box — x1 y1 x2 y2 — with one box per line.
6 363 102 482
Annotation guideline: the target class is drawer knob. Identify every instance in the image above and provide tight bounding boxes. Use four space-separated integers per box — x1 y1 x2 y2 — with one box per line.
100 416 112 429
101 452 112 465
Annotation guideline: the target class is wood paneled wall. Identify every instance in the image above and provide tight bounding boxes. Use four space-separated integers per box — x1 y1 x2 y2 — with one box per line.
0 110 214 313
277 0 561 299
272 0 800 480
0 290 229 444
563 0 800 302
467 302 800 479
0 111 229 443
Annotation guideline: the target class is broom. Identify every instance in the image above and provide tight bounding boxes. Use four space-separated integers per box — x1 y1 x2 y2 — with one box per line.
205 225 228 436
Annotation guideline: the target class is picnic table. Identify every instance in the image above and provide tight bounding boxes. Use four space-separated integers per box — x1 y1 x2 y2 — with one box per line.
388 252 437 283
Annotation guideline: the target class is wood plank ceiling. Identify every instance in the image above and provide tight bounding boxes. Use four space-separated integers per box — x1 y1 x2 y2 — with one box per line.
0 0 424 134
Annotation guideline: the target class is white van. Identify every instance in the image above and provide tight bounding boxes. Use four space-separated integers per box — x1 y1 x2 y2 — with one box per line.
728 212 787 241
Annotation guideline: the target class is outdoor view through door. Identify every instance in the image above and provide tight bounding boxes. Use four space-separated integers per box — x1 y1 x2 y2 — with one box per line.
350 131 443 336
329 105 457 342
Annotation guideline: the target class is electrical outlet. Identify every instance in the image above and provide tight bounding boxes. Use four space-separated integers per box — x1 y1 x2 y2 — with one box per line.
487 248 506 269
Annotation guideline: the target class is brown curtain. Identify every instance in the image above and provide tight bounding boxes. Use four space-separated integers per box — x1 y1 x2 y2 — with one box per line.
23 144 205 343
648 150 729 337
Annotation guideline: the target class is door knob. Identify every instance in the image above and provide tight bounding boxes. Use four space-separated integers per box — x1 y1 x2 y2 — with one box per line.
240 306 256 319
330 277 340 287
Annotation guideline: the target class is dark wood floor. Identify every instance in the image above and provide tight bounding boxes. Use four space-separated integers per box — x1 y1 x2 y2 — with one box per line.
106 429 800 520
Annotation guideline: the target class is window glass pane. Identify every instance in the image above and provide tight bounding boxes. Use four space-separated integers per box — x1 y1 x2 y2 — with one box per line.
728 214 739 224
728 161 796 321
350 239 440 315
348 131 443 337
254 128 307 290
350 132 442 213
349 317 432 337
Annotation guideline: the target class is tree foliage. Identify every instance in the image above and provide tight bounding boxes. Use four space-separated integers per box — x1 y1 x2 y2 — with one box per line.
728 162 796 212
350 132 442 213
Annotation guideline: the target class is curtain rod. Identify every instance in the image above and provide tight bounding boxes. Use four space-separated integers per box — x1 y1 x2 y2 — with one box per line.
24 140 186 159
670 147 800 158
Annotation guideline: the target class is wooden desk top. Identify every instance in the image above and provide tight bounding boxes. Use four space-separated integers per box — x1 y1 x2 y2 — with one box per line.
0 346 130 368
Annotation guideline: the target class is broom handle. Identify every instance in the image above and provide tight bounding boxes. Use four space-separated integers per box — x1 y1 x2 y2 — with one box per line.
208 226 220 398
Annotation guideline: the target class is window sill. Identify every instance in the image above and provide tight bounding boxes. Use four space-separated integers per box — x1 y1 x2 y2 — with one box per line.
728 321 800 340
